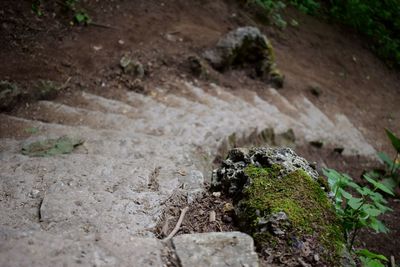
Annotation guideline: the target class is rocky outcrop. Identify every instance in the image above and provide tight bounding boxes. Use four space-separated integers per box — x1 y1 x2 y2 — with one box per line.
203 27 284 88
212 147 348 266
212 147 319 196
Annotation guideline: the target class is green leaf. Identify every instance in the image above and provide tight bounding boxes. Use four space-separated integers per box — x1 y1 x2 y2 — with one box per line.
21 136 83 157
374 202 392 213
385 128 400 153
357 186 374 196
364 174 394 196
369 218 389 233
347 197 363 210
381 177 398 192
362 205 382 217
74 11 91 25
377 152 394 168
356 249 388 261
347 181 361 190
340 188 353 199
369 191 387 204
359 257 386 267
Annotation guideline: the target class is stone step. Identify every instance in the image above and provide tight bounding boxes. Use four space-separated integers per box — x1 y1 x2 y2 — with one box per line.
0 231 164 267
0 231 259 267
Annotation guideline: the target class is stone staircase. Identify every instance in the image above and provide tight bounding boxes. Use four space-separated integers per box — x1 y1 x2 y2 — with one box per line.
0 80 375 266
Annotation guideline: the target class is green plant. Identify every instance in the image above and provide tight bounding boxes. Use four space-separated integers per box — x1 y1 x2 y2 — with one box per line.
288 0 319 14
251 0 400 68
376 129 400 191
255 0 288 28
64 0 79 10
253 0 319 27
31 0 91 26
323 168 393 266
355 249 389 267
328 0 400 68
74 11 91 25
31 0 43 16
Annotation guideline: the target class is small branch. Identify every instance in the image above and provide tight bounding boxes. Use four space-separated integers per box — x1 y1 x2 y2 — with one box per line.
390 255 395 267
57 77 71 90
89 22 119 30
348 227 359 250
163 206 189 241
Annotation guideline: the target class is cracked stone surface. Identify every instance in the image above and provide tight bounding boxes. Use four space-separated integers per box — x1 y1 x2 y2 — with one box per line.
0 80 376 265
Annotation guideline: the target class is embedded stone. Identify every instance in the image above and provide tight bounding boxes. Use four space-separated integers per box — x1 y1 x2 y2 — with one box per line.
173 232 259 267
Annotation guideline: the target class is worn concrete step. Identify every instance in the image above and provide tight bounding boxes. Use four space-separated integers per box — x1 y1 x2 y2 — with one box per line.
0 231 164 267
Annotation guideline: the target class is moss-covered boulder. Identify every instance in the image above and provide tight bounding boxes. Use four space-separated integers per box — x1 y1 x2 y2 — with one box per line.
203 27 284 88
212 147 350 266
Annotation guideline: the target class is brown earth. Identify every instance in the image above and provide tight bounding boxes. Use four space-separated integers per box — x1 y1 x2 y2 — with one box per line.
1 0 399 264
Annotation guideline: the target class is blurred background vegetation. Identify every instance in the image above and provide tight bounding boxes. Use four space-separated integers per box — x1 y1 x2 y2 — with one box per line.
254 0 400 68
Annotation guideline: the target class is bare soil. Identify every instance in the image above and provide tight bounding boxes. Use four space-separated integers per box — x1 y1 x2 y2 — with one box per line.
1 0 399 264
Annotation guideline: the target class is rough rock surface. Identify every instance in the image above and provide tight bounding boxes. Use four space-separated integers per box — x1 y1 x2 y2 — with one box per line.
173 232 259 267
212 147 319 195
0 80 375 266
203 26 283 87
0 233 164 267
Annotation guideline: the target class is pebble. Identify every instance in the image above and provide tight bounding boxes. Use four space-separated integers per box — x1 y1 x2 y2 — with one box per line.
209 211 216 222
29 189 40 198
212 192 221 197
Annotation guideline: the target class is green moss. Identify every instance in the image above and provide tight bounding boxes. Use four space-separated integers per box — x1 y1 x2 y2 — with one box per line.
240 165 345 264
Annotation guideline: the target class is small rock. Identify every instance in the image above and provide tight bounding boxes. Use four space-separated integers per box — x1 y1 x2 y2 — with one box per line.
119 55 145 79
314 254 320 262
222 215 233 223
165 33 178 42
92 45 103 51
172 232 258 267
187 56 209 78
209 211 216 222
212 192 221 198
29 189 40 198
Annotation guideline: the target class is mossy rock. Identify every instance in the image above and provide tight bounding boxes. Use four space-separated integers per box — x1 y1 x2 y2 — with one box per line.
212 147 350 266
239 165 345 263
202 26 284 88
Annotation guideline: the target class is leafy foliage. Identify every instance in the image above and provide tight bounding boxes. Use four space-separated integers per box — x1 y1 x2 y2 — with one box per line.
253 0 319 27
252 0 400 68
374 129 400 192
323 168 393 266
356 249 389 267
328 0 400 68
31 0 91 26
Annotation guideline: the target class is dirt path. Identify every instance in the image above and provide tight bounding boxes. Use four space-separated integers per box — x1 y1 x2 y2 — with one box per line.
0 0 399 265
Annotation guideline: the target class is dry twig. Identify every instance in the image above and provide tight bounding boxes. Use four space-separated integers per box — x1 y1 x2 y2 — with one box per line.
163 206 189 241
